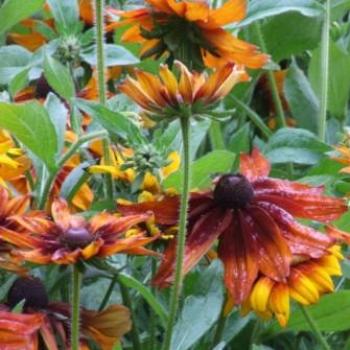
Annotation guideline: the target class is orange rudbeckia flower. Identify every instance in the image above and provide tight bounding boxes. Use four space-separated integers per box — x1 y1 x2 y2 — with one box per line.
107 0 268 69
5 276 131 350
119 60 248 120
119 148 347 304
0 198 156 265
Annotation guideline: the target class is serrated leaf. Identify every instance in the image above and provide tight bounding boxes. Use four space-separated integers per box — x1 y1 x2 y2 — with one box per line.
266 128 331 165
0 102 58 171
238 0 322 27
44 55 75 100
0 0 45 35
75 99 144 143
164 150 235 191
284 62 319 133
170 261 224 350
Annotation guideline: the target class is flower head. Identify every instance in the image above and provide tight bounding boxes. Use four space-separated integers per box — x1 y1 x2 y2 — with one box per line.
119 60 248 120
108 0 268 70
0 198 156 265
4 276 131 349
119 148 346 305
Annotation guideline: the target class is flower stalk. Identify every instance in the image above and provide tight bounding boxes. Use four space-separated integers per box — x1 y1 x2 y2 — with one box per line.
319 0 331 141
71 265 82 350
162 116 192 350
94 0 114 201
299 305 331 350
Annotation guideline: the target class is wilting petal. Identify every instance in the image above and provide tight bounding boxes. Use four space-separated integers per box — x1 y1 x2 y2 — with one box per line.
82 305 131 350
218 211 258 304
240 148 271 181
154 208 231 287
258 201 334 258
118 196 180 225
52 198 72 231
245 206 291 281
254 189 347 222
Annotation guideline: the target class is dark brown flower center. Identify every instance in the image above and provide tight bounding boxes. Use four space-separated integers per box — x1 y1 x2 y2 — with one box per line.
62 226 93 249
213 174 254 209
8 277 49 309
35 76 53 99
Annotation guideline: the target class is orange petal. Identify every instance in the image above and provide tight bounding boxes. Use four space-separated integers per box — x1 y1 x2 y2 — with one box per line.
240 148 271 181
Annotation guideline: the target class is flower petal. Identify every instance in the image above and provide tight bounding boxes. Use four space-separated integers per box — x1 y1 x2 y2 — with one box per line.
240 148 271 181
51 198 72 232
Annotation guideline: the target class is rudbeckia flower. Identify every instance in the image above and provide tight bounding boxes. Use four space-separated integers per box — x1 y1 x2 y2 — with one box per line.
0 198 156 265
119 148 347 304
119 60 248 120
241 245 343 327
107 0 268 69
4 276 131 349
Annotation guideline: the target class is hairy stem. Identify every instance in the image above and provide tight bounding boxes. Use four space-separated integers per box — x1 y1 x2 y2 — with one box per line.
318 0 330 141
162 117 192 350
71 265 82 350
299 305 331 350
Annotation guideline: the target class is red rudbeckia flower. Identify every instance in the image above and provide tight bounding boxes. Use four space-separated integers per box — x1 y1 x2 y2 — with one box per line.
119 148 347 304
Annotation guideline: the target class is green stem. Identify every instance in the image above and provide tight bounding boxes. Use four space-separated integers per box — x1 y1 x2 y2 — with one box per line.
254 23 287 128
162 117 191 350
149 259 157 350
299 305 332 350
209 120 225 149
211 311 227 349
119 278 142 350
71 265 82 350
318 0 330 141
98 276 117 311
229 95 272 139
94 0 114 201
37 130 107 209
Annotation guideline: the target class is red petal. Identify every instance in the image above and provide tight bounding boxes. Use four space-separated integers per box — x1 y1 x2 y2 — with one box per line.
326 225 350 245
118 196 180 225
239 148 271 181
258 201 334 258
254 190 346 222
153 208 232 287
245 206 291 281
218 211 258 304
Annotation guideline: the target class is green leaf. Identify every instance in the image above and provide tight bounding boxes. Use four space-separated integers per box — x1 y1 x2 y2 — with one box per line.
44 93 68 155
75 99 144 143
0 45 32 84
309 41 350 119
0 0 45 35
164 150 235 191
0 102 58 171
44 56 75 100
284 62 319 133
273 291 350 332
46 0 78 32
170 261 224 350
118 273 168 327
266 128 331 165
239 0 322 27
81 44 139 67
332 0 350 20
9 67 29 97
246 12 322 62
228 123 251 154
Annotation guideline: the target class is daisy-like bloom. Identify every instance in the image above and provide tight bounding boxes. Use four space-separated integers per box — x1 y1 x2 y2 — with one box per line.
107 0 268 70
4 276 131 349
119 60 249 120
0 198 156 265
241 245 343 327
119 148 347 305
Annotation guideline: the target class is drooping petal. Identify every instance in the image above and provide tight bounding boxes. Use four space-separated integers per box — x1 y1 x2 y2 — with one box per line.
243 206 291 281
218 211 258 304
326 225 350 245
154 208 232 287
268 283 290 327
239 148 271 181
249 277 274 313
258 201 334 258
